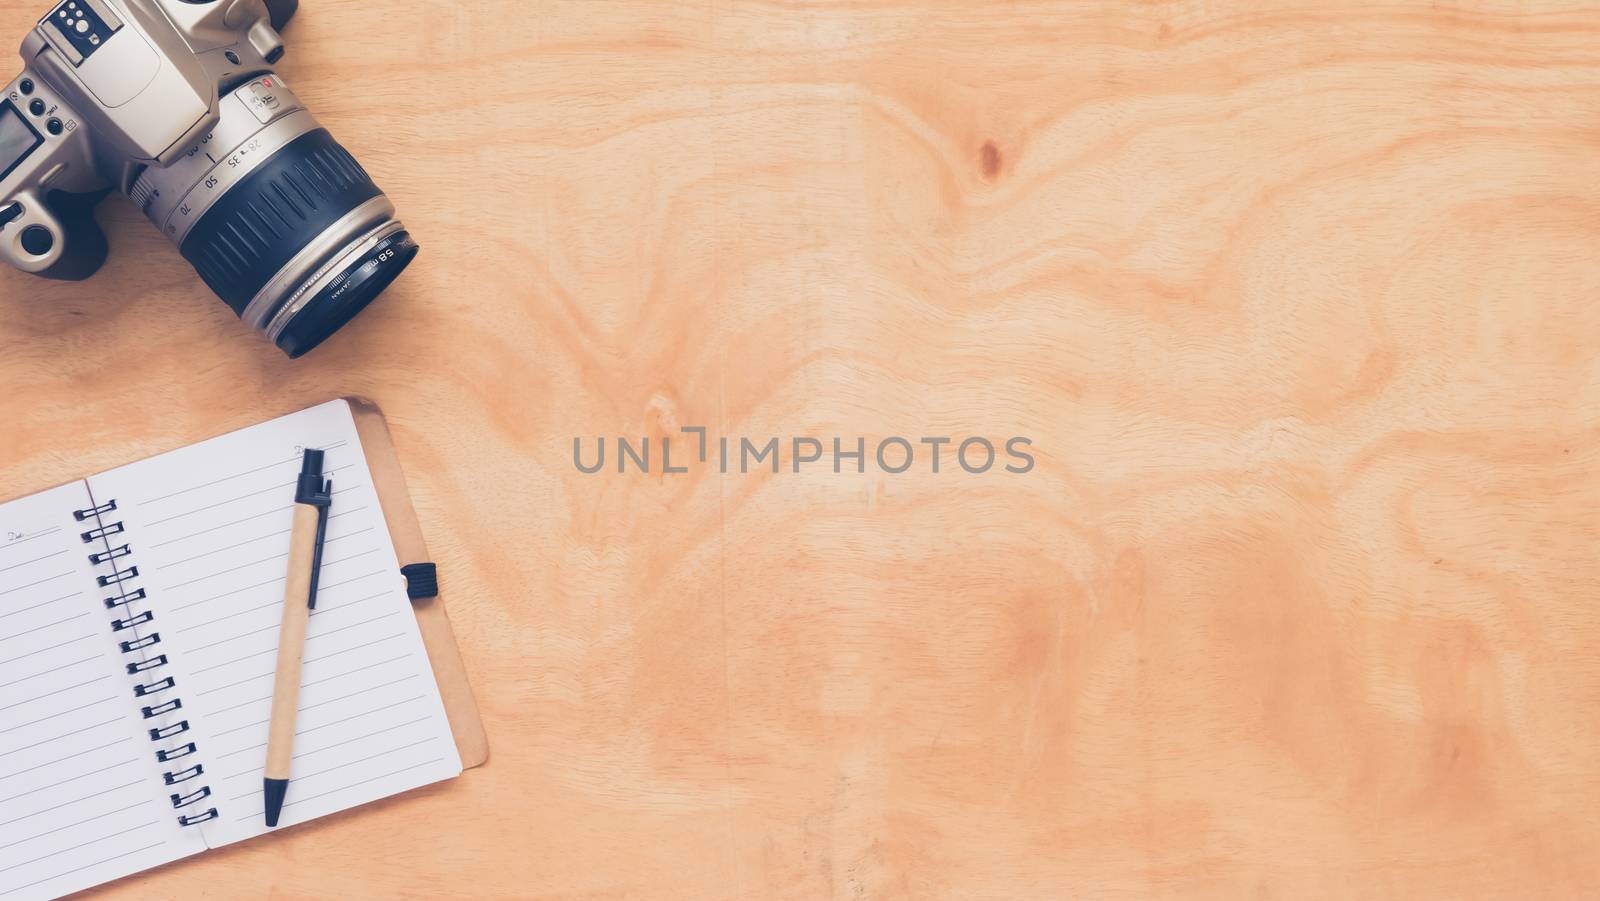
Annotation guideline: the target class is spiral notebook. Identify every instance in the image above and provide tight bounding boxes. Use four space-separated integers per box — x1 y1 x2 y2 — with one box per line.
0 399 487 901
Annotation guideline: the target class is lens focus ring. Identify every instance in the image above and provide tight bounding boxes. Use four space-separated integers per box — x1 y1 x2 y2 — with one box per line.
179 129 382 315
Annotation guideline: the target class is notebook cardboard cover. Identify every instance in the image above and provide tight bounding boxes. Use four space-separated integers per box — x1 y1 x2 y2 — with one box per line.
345 396 489 769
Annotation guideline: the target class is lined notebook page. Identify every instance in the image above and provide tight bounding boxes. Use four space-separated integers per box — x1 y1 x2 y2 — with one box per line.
88 399 461 847
0 483 200 901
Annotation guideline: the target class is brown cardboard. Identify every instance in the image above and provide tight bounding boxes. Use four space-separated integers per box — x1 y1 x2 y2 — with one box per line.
345 396 489 769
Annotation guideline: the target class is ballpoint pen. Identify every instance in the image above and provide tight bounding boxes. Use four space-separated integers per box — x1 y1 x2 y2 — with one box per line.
263 448 332 827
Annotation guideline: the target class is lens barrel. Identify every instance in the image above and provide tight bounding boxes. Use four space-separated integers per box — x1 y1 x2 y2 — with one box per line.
127 77 415 357
180 128 374 314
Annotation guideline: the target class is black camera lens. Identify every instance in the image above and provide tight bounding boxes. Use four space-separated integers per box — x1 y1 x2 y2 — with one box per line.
274 229 418 358
175 129 415 357
128 78 416 358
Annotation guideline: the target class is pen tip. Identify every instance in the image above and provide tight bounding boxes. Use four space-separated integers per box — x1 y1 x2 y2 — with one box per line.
264 778 288 827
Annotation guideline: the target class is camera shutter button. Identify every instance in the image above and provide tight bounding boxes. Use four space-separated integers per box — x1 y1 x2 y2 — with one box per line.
20 225 54 257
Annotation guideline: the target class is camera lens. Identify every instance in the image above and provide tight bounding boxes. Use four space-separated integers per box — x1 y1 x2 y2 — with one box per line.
269 224 418 358
127 76 416 358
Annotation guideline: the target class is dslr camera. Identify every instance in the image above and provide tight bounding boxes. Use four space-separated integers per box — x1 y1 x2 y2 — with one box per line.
0 0 417 357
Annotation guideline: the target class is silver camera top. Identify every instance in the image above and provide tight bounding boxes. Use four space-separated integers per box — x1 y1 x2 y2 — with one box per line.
0 0 293 275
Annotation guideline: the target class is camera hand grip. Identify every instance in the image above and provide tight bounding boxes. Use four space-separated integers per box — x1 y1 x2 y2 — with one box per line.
0 188 108 281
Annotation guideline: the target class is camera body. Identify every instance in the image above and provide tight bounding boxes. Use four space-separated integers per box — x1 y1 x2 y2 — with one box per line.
0 0 418 357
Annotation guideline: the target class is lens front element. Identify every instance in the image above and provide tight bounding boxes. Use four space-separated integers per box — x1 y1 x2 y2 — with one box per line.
272 226 419 359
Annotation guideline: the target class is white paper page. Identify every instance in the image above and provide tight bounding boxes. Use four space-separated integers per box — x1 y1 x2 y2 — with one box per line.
0 483 201 901
87 399 461 848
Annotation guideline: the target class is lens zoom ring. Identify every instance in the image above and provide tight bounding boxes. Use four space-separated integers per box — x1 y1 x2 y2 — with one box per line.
180 129 383 315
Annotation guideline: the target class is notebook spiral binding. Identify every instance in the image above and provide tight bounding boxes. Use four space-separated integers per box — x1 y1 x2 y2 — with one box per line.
75 498 219 828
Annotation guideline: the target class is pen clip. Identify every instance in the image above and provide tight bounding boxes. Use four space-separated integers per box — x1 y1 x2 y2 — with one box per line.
306 477 333 509
306 477 332 610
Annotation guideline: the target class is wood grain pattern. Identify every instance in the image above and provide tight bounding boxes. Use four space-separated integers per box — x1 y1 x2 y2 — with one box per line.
2 1 1599 897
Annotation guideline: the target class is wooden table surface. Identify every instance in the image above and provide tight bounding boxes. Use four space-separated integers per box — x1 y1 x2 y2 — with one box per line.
3 1 1599 898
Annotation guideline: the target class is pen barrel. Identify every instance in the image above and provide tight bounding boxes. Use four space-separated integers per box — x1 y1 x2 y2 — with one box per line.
265 502 322 781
